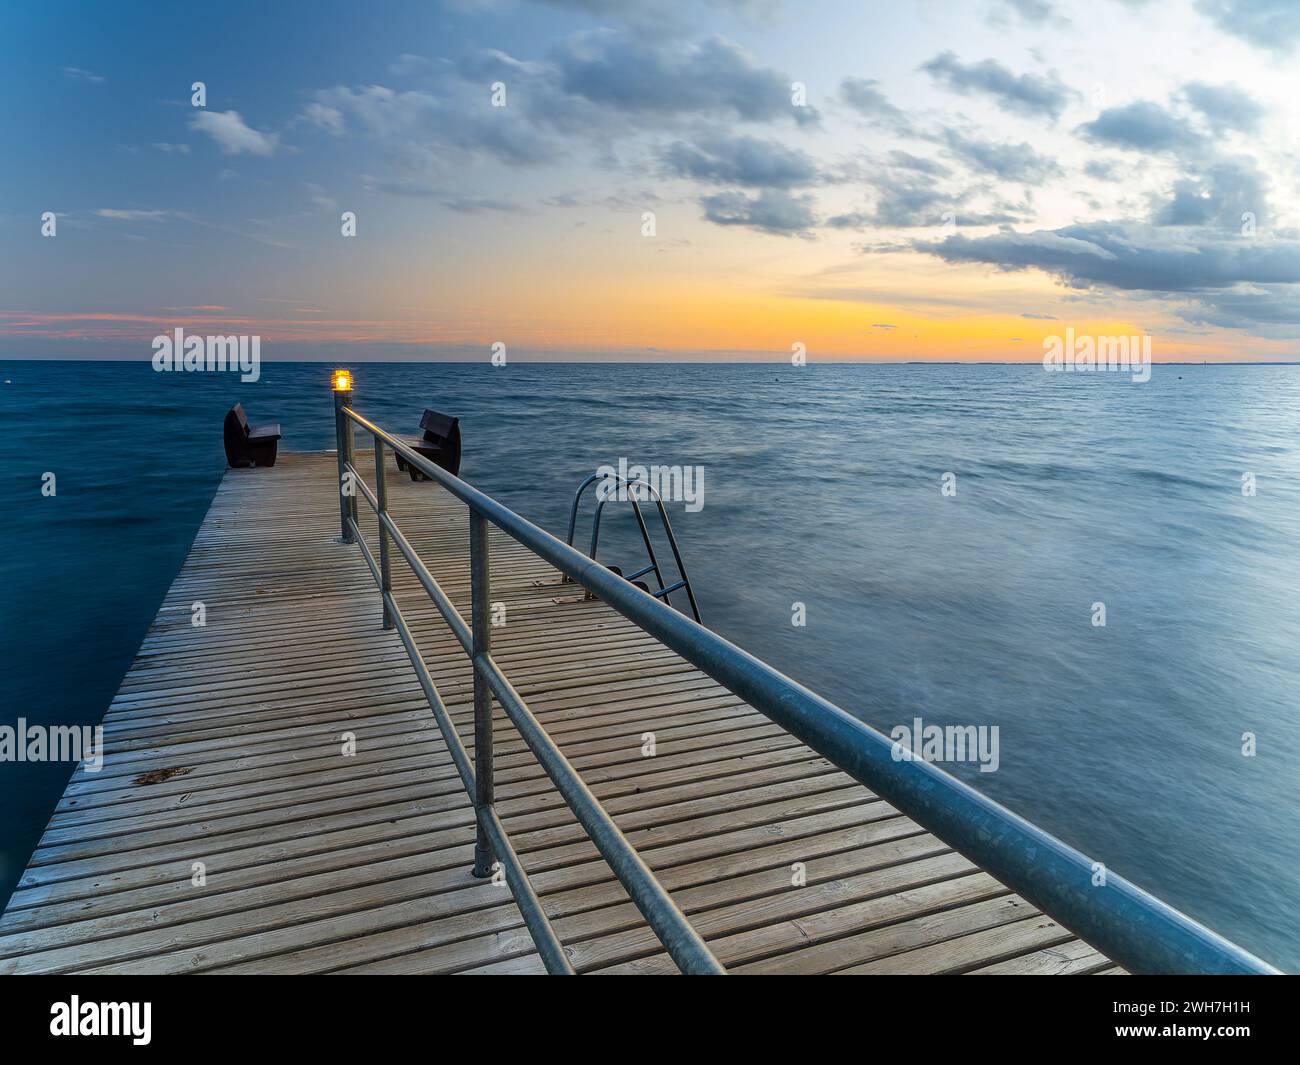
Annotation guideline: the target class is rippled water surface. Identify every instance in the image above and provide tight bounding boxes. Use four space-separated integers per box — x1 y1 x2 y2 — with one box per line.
2 360 1298 969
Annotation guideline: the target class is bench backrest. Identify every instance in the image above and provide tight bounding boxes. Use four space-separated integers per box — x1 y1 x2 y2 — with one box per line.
230 402 251 438
419 408 458 443
414 407 462 476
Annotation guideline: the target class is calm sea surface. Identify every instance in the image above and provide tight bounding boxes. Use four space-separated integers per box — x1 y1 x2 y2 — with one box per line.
2 359 1298 970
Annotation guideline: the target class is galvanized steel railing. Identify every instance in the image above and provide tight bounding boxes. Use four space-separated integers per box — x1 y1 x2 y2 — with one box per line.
334 391 722 974
331 390 1279 976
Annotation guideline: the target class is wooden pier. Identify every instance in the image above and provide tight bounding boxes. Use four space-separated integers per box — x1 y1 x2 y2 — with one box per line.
0 452 1120 974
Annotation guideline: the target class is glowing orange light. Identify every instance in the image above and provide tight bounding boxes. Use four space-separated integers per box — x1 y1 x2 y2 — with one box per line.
332 369 353 392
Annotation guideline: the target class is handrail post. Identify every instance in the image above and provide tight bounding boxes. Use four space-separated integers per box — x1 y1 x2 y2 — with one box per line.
333 387 354 543
470 510 495 878
374 441 393 629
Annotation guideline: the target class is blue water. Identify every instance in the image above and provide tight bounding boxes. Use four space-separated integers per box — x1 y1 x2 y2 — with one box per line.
2 359 1298 971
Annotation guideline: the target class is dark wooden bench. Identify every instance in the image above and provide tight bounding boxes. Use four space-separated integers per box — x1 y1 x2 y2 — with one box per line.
223 403 282 468
395 408 461 480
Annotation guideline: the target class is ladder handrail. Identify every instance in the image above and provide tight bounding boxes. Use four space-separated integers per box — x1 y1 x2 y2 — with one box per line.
566 472 702 623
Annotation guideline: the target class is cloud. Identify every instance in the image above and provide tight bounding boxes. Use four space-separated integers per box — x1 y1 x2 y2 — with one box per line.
921 52 1075 120
189 110 278 155
887 151 950 177
537 0 777 11
1021 312 1058 319
532 0 781 34
1180 82 1266 133
700 188 816 235
1150 156 1270 229
1076 101 1204 154
441 195 529 214
911 220 1300 333
61 66 105 84
302 102 346 134
839 78 912 132
825 161 1032 233
864 171 951 227
827 147 1031 232
303 29 817 179
553 30 816 126
994 0 1063 24
1084 158 1122 181
95 209 168 221
309 83 555 167
153 143 191 155
305 182 337 211
1180 284 1300 330
1195 0 1300 54
941 129 1062 182
662 132 819 187
388 53 439 77
914 222 1300 290
825 211 872 229
359 174 527 213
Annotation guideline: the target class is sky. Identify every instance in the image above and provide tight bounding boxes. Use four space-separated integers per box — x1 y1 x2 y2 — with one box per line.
2 0 1299 362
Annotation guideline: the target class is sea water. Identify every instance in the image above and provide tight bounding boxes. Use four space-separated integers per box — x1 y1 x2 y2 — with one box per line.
2 359 1297 970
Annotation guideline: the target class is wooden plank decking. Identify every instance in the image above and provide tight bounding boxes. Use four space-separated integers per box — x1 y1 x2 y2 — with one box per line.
0 451 1119 975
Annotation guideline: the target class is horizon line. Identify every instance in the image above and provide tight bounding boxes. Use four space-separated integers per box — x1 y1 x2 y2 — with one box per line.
5 355 1300 367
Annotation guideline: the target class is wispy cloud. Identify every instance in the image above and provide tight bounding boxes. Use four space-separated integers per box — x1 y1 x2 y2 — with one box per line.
940 129 1062 182
95 208 169 221
61 66 105 84
839 78 912 133
188 110 278 155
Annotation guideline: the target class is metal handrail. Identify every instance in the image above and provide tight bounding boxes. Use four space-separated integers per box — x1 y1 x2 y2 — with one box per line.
334 393 723 975
564 472 702 623
333 397 1280 976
